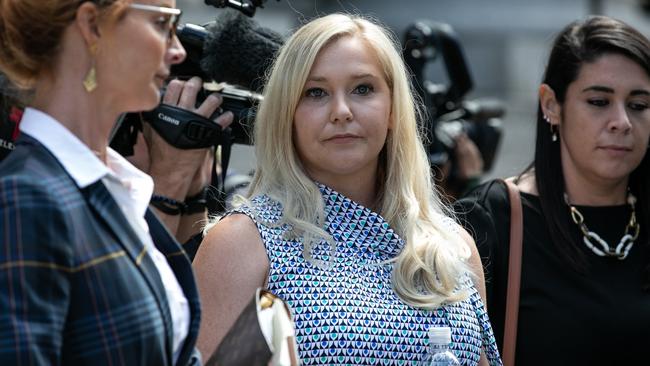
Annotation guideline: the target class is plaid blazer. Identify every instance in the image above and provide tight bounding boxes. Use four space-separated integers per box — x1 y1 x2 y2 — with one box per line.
0 135 201 366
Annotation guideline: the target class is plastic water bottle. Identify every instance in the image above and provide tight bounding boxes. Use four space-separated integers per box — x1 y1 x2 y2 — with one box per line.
420 326 461 366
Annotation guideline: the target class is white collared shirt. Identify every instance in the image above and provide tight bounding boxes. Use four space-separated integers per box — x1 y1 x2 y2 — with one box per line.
20 108 190 362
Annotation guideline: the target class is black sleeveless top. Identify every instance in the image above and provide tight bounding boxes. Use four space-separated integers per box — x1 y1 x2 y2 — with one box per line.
455 180 650 366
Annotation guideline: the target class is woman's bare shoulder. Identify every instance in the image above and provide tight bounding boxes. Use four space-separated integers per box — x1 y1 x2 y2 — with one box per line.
194 213 268 279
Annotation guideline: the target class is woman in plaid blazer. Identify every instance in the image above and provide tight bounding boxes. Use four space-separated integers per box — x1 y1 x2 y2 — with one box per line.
0 0 231 364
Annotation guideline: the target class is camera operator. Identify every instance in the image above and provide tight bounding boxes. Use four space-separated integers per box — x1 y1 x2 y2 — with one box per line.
107 7 285 246
403 21 504 203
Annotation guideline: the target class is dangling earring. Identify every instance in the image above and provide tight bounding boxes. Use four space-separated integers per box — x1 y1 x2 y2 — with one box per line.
544 115 558 142
83 43 98 93
550 124 558 142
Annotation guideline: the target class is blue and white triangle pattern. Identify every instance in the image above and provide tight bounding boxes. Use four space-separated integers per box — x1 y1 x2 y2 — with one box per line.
233 183 502 365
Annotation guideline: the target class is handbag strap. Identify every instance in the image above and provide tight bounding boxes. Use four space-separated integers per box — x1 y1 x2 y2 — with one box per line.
502 179 523 366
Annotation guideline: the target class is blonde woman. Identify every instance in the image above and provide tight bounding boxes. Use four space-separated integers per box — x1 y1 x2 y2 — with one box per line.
194 13 501 365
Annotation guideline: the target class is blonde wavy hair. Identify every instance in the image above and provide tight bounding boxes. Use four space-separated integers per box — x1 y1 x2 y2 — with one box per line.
223 13 472 309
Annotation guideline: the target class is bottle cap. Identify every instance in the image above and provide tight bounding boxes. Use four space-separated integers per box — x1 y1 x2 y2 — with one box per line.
428 326 452 344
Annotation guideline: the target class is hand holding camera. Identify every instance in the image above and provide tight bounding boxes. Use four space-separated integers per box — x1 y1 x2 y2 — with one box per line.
128 77 233 240
148 77 233 195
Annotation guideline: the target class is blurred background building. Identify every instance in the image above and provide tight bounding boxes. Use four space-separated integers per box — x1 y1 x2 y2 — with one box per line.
177 0 650 181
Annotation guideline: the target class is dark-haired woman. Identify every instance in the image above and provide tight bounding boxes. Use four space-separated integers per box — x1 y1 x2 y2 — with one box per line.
456 15 650 365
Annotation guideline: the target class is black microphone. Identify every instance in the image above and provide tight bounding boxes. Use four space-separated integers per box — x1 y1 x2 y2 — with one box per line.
171 9 283 92
200 9 283 92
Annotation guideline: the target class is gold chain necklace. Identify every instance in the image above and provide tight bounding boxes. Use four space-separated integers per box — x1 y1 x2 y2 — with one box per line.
564 192 640 260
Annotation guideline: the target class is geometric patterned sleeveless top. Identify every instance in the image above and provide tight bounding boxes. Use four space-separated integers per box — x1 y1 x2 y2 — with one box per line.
231 183 502 365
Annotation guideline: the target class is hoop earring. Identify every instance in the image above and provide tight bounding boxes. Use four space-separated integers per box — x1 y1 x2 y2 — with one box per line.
83 44 98 93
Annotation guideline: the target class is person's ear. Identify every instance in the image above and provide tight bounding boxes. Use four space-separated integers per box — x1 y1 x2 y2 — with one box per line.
75 2 102 48
539 83 561 126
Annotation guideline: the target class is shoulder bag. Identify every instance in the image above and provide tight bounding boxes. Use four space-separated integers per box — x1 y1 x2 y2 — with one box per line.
501 179 523 366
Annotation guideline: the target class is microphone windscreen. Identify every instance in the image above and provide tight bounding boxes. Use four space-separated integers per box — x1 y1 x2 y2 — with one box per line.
201 10 284 92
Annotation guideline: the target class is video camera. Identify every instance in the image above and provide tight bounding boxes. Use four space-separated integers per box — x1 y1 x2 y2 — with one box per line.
111 0 279 156
403 21 504 186
108 0 281 215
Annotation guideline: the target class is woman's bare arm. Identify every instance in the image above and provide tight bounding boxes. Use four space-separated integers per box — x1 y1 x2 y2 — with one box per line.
192 213 270 359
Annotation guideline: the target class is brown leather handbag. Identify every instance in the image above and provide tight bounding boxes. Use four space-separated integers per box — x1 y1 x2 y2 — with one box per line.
502 180 523 366
206 288 300 366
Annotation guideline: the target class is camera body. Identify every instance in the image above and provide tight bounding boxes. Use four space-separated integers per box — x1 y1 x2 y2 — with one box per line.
403 20 504 179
